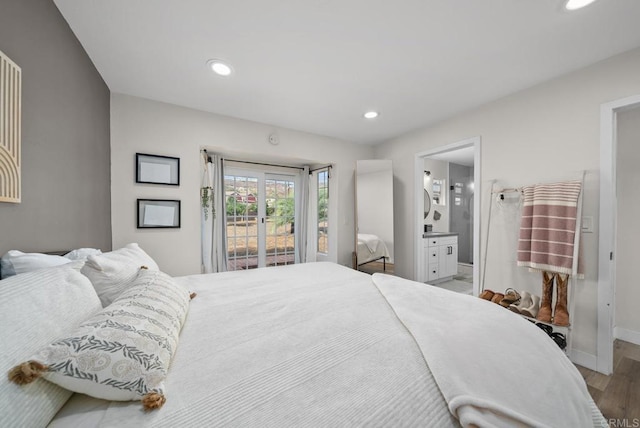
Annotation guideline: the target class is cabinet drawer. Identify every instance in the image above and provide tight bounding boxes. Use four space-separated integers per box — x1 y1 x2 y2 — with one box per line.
427 238 439 247
428 265 439 281
440 236 458 246
428 248 439 262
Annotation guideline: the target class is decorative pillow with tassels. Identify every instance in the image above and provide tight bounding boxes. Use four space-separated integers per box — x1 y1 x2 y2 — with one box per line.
9 269 193 411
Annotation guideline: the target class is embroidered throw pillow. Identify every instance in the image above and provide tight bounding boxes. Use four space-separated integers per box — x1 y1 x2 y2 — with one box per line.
81 243 159 307
9 270 191 411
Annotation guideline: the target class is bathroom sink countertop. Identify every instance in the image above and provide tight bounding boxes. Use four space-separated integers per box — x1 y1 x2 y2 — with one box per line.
423 232 459 238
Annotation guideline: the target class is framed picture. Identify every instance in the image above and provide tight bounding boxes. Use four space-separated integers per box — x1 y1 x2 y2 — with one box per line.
136 153 180 185
137 199 181 228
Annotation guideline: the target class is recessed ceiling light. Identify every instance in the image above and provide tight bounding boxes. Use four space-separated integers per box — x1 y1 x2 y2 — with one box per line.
363 111 379 119
565 0 598 10
207 59 233 76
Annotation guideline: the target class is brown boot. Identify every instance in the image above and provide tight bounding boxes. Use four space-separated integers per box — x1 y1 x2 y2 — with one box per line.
536 271 554 323
479 289 495 300
553 274 570 326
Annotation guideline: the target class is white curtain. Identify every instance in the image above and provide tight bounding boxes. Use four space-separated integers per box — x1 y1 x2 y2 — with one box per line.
200 152 214 273
201 152 227 273
295 166 310 264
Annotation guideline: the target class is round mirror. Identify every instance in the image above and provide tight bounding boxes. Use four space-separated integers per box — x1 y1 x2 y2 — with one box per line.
424 189 431 219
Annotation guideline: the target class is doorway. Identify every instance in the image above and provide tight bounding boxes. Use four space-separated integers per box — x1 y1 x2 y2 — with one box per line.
598 94 640 375
225 168 299 270
414 137 481 296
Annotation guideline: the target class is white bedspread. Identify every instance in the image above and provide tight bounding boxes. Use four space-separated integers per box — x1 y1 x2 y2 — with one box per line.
50 263 457 427
373 273 607 428
49 263 605 427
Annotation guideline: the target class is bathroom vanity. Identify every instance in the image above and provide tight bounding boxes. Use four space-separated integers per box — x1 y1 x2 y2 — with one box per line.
422 232 458 283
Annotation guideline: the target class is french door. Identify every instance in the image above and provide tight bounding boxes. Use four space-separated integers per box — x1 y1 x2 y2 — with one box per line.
224 168 298 270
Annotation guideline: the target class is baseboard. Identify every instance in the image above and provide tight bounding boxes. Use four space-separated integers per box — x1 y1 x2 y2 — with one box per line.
614 326 640 346
570 349 597 371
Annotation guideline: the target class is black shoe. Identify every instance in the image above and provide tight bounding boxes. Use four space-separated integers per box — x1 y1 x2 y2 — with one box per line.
551 332 567 350
536 322 553 335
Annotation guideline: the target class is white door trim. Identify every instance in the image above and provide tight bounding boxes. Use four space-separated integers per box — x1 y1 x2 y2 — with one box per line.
414 137 481 296
597 94 640 375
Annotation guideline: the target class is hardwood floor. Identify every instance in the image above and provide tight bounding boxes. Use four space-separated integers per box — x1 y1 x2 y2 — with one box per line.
576 340 640 423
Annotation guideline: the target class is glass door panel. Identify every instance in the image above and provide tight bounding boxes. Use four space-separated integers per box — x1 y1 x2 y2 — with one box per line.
265 176 296 267
224 174 260 270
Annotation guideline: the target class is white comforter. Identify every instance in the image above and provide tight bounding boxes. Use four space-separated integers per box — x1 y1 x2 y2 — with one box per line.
50 263 605 427
50 263 456 427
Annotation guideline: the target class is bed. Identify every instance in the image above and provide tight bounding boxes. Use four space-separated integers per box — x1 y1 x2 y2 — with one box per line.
357 233 390 268
1 248 606 427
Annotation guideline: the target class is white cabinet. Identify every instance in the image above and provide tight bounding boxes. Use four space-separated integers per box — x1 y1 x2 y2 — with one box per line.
424 235 458 283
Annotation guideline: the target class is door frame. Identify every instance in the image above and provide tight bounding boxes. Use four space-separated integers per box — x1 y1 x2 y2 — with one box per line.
597 94 640 374
414 136 481 296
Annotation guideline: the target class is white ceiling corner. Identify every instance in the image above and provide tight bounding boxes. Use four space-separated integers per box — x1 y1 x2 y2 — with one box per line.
53 0 640 145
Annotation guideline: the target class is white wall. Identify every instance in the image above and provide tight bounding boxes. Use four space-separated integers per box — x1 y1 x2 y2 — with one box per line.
111 94 372 276
615 106 640 341
423 158 449 232
374 47 640 360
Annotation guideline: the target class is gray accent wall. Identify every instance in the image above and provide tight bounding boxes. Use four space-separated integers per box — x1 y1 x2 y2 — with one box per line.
0 0 111 254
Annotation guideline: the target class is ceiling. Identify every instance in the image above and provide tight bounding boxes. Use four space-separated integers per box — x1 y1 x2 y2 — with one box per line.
54 0 640 145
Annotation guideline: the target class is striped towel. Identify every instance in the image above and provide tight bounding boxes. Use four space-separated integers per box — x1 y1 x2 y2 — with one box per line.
517 180 583 277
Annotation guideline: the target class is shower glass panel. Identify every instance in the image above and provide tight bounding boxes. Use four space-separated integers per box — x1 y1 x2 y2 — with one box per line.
449 163 474 264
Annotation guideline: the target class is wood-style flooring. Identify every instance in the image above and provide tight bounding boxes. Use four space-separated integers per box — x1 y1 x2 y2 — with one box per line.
576 340 640 423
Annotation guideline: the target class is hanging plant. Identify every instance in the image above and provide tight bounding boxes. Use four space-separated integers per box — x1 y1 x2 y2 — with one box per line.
201 186 214 220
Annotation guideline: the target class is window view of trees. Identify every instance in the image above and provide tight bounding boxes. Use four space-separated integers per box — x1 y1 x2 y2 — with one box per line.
317 169 329 254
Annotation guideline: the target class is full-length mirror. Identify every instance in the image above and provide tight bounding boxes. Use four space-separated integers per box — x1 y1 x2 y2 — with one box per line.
355 160 394 273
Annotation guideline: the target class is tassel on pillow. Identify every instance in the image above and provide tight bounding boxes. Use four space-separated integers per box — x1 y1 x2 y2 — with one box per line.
142 392 167 411
8 361 48 385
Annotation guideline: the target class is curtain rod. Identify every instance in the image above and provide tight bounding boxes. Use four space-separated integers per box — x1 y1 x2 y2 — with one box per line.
223 158 306 171
202 149 331 173
309 164 333 174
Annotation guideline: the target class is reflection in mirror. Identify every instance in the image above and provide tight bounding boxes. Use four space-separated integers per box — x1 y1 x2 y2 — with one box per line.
424 170 432 219
355 160 394 274
432 178 445 205
424 189 431 219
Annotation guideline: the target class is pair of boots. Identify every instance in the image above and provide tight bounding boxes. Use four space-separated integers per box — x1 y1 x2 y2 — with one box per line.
537 271 570 326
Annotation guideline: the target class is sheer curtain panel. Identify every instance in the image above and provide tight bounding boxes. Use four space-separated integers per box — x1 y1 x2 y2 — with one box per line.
200 152 227 273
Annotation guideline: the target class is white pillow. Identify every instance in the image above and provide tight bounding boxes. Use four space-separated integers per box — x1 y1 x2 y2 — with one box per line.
81 243 159 307
64 248 103 261
0 250 71 279
0 263 102 427
10 270 191 411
